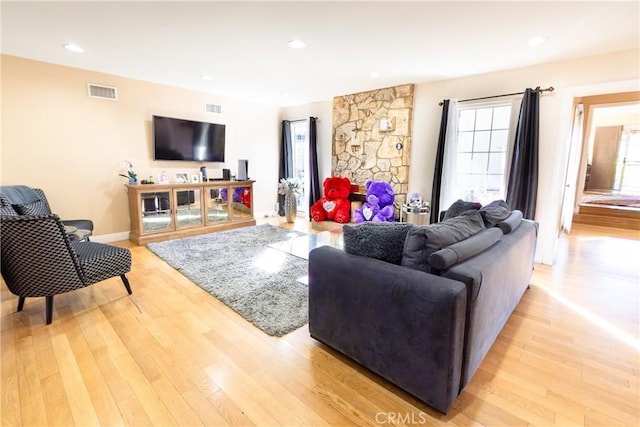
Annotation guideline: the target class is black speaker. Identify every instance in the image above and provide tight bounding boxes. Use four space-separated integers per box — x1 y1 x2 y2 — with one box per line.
200 166 208 181
237 159 248 180
222 168 230 180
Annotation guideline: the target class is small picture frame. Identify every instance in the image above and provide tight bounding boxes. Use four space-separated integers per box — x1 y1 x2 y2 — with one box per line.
191 174 200 183
175 173 189 183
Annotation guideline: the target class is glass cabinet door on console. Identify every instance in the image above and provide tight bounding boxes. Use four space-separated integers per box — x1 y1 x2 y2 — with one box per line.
230 185 253 221
140 191 173 233
174 188 203 229
205 187 230 224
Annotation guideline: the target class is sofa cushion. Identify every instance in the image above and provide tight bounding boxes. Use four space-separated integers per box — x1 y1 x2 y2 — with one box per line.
429 227 503 270
401 210 485 273
443 199 482 221
496 210 523 234
14 200 50 216
343 222 414 265
479 199 512 227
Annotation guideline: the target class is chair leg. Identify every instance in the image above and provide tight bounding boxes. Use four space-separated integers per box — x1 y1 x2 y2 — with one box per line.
17 296 25 312
45 296 54 325
121 274 132 295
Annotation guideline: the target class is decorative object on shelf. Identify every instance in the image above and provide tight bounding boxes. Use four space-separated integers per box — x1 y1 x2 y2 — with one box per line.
278 177 302 223
191 174 200 183
118 160 138 185
175 173 188 183
379 116 396 131
159 171 169 184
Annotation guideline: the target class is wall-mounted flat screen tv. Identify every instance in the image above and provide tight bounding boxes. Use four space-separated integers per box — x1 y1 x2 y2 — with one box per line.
153 115 225 162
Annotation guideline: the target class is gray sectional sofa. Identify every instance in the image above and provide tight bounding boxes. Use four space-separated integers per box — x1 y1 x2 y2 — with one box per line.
308 205 538 413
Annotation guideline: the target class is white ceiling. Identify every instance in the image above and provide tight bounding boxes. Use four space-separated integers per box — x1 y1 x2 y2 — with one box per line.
2 1 639 107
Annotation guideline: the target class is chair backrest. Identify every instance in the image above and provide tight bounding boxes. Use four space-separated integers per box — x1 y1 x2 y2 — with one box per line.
32 188 53 214
0 214 85 298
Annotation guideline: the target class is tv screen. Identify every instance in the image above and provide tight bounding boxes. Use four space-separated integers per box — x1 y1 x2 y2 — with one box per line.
153 115 225 162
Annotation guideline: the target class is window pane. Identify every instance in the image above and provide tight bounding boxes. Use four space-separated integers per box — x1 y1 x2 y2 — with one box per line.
468 174 487 202
456 174 476 200
453 103 514 207
459 110 476 131
491 129 509 151
488 152 506 174
474 131 491 151
457 153 472 173
475 108 493 130
472 153 489 174
492 106 512 129
458 131 474 152
486 174 504 194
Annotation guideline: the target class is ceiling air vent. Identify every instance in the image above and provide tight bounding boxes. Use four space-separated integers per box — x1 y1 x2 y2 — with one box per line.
87 83 118 101
206 103 222 114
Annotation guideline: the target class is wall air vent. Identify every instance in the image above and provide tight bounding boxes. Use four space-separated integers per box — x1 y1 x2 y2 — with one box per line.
206 103 222 114
87 83 118 101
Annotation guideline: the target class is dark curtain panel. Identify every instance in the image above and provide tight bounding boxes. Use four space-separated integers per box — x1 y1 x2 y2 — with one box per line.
308 117 321 219
278 120 293 216
506 88 539 219
430 99 450 223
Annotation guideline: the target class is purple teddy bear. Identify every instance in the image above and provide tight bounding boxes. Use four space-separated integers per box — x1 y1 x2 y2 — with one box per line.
354 180 395 223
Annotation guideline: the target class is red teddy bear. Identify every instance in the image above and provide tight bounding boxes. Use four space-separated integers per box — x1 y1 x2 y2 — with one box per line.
311 177 352 223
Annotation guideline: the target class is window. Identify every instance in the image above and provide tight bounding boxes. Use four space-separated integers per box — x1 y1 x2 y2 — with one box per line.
454 103 514 205
290 120 308 214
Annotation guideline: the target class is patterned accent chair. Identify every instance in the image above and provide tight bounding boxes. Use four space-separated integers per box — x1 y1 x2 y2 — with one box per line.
0 214 132 324
0 185 93 241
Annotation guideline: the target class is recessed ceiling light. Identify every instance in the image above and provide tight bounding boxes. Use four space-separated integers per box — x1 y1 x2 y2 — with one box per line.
527 36 548 46
64 43 85 53
201 74 213 80
287 39 306 49
370 72 381 78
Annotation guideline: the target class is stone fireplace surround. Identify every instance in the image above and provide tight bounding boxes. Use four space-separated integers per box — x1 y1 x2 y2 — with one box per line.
332 84 414 214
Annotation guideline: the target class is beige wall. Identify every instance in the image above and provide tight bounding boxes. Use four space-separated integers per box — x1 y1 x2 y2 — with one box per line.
3 49 638 260
284 49 640 264
1 55 282 239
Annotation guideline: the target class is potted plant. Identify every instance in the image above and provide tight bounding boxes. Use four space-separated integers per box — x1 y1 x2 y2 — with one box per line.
118 160 138 185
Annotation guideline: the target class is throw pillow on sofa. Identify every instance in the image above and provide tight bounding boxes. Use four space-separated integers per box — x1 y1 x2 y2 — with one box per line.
479 199 512 227
442 199 482 221
401 209 485 273
343 222 414 265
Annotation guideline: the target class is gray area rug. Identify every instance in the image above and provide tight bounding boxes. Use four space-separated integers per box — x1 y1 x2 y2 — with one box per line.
147 224 308 336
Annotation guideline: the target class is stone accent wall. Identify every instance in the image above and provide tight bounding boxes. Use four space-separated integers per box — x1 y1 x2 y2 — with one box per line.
332 84 414 210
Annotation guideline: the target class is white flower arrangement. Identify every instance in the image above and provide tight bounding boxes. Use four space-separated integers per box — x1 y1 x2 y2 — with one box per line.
118 160 138 182
278 177 302 195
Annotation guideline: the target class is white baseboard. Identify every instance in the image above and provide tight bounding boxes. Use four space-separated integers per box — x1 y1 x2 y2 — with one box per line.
90 231 130 243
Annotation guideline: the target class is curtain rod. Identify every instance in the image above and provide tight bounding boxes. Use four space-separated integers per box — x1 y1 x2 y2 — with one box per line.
288 116 319 122
438 86 554 106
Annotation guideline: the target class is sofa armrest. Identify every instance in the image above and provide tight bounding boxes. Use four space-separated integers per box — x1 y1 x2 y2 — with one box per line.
309 246 467 413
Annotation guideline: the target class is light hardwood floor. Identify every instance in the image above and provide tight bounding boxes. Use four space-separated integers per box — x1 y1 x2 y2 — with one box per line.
1 219 639 426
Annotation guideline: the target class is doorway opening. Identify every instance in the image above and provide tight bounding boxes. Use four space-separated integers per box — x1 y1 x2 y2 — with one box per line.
567 92 640 230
